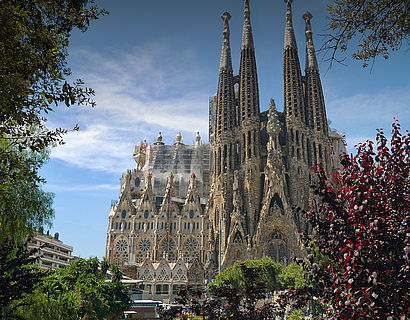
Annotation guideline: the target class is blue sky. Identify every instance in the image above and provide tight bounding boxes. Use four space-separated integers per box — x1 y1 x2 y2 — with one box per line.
40 0 410 258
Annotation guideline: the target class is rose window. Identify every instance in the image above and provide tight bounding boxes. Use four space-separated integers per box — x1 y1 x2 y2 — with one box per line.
138 239 151 252
115 240 128 252
161 239 176 251
185 239 198 252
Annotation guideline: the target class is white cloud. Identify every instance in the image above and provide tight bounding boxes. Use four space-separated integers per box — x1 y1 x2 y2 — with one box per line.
49 42 211 174
327 86 410 137
50 42 409 174
51 123 135 173
343 136 374 154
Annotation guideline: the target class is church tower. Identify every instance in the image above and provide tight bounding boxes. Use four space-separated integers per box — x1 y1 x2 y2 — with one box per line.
283 0 305 125
238 0 261 237
303 12 332 173
283 0 310 210
209 11 236 266
105 0 348 287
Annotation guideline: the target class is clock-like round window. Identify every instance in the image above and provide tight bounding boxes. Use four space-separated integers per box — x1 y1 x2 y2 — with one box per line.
121 210 126 219
185 239 198 252
116 239 128 252
144 210 149 219
138 239 151 252
189 210 195 219
135 177 140 187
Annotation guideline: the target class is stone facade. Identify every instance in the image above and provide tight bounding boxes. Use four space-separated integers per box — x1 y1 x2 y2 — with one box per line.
105 0 347 281
207 0 346 271
136 256 205 303
105 134 210 270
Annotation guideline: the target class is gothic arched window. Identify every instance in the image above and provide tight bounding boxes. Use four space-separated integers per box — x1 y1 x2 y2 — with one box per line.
279 243 286 261
272 231 282 240
268 243 278 262
135 177 140 187
233 231 243 244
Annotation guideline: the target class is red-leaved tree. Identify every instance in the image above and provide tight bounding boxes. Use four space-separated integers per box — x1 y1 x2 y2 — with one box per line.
298 121 409 319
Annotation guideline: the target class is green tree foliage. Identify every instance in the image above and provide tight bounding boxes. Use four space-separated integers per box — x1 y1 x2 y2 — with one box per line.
13 258 130 320
208 257 282 293
0 145 54 243
0 239 49 318
286 309 306 320
326 0 410 67
0 0 107 188
161 263 285 320
279 262 307 290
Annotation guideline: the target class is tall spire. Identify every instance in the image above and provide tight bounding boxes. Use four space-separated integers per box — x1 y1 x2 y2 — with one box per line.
239 0 261 237
303 12 328 133
284 0 297 50
215 11 235 136
241 0 254 49
303 11 318 70
239 0 259 122
219 11 233 72
283 0 305 124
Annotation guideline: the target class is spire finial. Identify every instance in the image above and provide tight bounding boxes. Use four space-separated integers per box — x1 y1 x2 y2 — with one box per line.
303 11 313 41
241 0 254 49
154 131 164 146
244 0 250 19
284 0 297 50
304 11 318 70
219 11 233 71
221 11 231 40
285 0 293 21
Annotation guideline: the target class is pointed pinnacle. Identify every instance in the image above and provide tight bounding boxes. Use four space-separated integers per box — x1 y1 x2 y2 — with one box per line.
244 0 250 19
303 11 313 41
221 11 231 21
285 0 293 21
303 11 312 22
241 0 254 49
221 11 231 39
284 0 297 49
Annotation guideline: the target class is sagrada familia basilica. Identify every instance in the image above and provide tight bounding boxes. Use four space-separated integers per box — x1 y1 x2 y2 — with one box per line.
105 0 346 299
